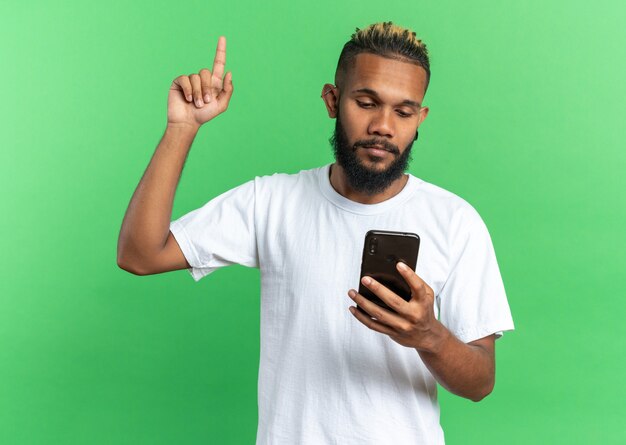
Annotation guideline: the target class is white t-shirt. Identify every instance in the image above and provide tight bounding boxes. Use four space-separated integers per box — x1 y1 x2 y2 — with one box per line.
169 163 515 445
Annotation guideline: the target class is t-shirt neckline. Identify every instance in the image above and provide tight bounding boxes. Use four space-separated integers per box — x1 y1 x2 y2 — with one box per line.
317 163 421 215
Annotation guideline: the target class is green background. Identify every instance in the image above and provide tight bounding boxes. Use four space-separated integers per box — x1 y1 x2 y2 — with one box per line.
1 0 624 443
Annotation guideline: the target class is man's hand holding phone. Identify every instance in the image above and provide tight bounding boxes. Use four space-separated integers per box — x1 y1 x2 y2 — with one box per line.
348 262 448 354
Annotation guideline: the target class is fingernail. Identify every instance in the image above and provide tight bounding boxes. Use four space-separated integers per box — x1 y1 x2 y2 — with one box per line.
196 99 203 107
204 94 210 102
362 276 371 285
186 95 192 102
348 290 356 298
397 262 408 270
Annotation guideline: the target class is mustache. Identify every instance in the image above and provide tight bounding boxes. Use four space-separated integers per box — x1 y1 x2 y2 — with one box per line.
354 139 400 155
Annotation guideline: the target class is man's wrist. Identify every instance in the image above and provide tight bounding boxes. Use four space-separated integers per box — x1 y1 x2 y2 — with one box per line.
418 320 452 355
166 121 200 135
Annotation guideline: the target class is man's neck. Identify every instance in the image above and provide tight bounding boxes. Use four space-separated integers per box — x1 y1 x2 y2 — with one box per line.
328 162 409 205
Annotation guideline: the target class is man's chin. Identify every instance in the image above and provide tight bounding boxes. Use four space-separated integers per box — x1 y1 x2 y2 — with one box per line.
356 153 393 170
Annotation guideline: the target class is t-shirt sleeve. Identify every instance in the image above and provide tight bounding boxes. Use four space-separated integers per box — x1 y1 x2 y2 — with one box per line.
168 178 258 282
437 203 515 343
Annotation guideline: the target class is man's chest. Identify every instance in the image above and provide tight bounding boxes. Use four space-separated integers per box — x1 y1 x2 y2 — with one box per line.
256 203 450 309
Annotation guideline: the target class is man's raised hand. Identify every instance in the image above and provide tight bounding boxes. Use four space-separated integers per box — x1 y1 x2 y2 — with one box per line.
167 36 233 129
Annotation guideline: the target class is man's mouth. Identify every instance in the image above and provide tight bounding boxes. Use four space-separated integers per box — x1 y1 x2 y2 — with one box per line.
362 145 392 156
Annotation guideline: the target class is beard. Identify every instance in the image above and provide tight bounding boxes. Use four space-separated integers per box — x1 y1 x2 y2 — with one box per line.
329 112 415 196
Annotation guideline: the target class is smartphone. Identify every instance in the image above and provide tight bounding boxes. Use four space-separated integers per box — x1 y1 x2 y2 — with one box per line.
357 230 420 315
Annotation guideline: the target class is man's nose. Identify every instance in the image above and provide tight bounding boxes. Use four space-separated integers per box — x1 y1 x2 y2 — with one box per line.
368 108 394 138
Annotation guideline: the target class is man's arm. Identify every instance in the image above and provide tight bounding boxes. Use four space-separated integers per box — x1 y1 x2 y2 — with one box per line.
418 327 495 402
347 262 497 402
117 36 233 275
116 124 198 274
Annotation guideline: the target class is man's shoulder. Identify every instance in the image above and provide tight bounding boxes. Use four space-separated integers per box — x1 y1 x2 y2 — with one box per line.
408 175 488 230
411 175 473 210
253 164 323 188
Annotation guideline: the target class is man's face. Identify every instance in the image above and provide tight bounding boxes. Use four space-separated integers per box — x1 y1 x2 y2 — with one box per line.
330 110 414 195
327 53 429 195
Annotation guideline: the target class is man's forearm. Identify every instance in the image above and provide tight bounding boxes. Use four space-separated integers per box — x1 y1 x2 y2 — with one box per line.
348 268 496 402
117 123 199 268
418 321 495 402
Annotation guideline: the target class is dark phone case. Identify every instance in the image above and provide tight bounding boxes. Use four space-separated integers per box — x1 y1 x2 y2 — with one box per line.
357 230 420 315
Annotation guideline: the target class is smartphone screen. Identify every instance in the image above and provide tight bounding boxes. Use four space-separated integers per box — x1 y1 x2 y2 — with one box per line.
357 230 420 315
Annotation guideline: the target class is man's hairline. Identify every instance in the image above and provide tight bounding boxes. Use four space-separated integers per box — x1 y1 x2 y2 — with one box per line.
334 56 430 105
334 51 430 94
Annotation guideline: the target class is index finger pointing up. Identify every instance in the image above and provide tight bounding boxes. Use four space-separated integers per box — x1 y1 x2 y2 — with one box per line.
212 36 227 79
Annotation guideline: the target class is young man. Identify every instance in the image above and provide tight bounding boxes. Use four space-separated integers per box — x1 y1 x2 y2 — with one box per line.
117 22 515 445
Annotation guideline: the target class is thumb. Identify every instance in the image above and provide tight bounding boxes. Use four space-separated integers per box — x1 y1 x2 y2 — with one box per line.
217 71 233 109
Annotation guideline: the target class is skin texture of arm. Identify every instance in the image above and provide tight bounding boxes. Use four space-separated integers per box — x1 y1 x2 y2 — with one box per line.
418 328 495 402
347 262 496 402
117 124 198 274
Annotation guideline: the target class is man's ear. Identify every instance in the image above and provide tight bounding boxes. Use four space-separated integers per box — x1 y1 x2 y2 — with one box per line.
321 83 339 118
418 106 430 126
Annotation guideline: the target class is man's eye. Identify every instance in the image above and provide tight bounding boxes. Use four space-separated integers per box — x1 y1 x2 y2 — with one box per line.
356 101 375 108
397 111 413 118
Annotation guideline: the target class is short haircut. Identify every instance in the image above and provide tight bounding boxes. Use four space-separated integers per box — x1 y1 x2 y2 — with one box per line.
335 21 431 93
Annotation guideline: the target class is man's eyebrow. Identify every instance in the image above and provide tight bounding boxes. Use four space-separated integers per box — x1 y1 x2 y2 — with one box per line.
351 88 421 108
